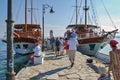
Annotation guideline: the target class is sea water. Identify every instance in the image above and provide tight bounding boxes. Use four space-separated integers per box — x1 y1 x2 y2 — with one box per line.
99 36 120 55
0 38 30 80
96 36 120 63
0 38 7 80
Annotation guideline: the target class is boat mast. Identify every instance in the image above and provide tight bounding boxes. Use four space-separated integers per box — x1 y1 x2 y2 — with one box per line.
84 0 89 30
25 0 27 33
76 0 78 26
31 0 33 24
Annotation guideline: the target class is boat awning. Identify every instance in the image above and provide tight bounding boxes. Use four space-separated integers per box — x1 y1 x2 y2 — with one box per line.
66 24 99 29
14 24 41 29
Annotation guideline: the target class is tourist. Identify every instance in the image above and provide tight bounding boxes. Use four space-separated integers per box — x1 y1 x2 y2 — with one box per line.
55 37 60 57
59 37 64 55
64 30 72 39
51 37 56 51
30 43 42 64
108 39 120 80
63 38 69 55
71 29 76 39
46 39 50 50
98 66 111 80
68 35 78 68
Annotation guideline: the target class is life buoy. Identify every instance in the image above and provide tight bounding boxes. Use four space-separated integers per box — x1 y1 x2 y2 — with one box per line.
33 30 40 36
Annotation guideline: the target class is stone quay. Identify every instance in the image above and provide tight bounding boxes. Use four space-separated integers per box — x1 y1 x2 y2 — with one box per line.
16 51 108 80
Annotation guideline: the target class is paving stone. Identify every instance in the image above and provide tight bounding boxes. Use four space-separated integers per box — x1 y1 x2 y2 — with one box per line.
16 51 106 80
46 74 59 80
58 71 66 76
66 74 80 79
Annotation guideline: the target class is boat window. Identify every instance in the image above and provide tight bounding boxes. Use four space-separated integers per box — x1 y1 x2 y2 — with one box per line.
16 44 20 49
23 44 28 49
89 44 95 50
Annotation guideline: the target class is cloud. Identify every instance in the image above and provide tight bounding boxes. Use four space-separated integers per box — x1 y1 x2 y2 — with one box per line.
99 17 120 31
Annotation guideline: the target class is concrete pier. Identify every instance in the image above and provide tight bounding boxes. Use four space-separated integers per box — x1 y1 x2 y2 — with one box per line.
16 51 107 80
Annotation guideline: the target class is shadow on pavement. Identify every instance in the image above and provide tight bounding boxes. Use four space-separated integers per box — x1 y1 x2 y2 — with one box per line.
30 66 68 80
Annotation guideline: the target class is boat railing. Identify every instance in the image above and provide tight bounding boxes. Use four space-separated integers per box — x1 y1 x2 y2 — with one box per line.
77 32 101 39
14 30 41 39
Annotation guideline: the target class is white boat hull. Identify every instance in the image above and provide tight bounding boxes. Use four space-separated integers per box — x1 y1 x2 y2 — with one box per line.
95 52 110 63
77 42 107 56
14 42 35 55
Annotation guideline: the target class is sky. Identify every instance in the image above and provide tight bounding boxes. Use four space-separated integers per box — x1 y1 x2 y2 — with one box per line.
0 0 120 38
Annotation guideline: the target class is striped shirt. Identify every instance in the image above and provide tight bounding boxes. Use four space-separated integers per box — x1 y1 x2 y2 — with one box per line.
109 49 120 80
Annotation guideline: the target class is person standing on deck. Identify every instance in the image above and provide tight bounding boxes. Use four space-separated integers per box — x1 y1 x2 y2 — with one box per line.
71 29 77 39
68 33 78 68
108 40 120 80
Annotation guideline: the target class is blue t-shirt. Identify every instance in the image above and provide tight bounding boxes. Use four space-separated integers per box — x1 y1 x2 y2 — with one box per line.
55 40 60 49
71 32 76 38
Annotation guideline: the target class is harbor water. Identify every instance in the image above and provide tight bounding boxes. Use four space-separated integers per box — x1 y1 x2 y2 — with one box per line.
96 36 120 63
99 36 120 55
0 38 30 80
0 38 6 80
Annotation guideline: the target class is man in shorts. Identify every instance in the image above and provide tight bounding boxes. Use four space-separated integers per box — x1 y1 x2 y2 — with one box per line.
68 34 78 68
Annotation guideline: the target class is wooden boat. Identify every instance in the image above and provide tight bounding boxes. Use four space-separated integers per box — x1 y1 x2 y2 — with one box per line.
14 0 41 54
13 24 41 54
2 0 42 54
65 0 118 56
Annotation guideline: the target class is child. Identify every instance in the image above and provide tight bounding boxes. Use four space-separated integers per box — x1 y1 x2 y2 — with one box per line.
98 67 111 80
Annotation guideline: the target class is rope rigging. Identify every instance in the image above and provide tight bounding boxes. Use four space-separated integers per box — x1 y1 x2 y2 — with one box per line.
88 12 93 24
101 0 116 29
79 11 84 24
69 0 82 25
15 0 40 25
90 0 99 26
69 9 76 24
15 0 22 22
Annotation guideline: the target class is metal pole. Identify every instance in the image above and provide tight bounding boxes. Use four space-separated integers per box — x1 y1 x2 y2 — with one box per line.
41 4 54 51
76 0 78 25
25 0 27 32
31 0 33 24
6 0 15 80
84 0 88 30
42 5 45 51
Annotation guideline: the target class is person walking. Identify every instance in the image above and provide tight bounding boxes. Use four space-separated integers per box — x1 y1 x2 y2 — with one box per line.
63 38 69 55
46 39 50 50
59 37 64 55
55 37 60 57
68 34 78 68
51 37 56 52
108 39 120 80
